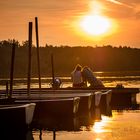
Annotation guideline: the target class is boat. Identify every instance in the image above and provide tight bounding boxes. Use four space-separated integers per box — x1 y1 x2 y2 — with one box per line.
15 97 80 121
14 92 94 115
14 90 112 117
0 103 36 130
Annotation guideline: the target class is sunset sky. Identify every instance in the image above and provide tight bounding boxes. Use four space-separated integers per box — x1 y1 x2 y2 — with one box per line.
1 0 140 48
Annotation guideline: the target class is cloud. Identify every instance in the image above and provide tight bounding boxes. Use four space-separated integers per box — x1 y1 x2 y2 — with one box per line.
96 0 140 19
45 0 140 21
106 0 133 8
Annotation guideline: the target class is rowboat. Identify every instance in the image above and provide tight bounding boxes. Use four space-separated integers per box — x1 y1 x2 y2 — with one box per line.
13 90 112 118
15 92 94 116
15 97 80 122
0 103 36 130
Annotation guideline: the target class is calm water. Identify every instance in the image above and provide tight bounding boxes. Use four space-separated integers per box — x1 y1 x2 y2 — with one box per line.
33 110 140 140
0 71 140 140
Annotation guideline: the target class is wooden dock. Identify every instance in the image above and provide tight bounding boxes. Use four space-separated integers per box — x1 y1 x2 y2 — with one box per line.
0 87 139 108
7 87 140 107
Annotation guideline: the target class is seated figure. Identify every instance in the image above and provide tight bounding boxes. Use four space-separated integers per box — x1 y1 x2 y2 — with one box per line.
81 66 104 88
71 64 84 88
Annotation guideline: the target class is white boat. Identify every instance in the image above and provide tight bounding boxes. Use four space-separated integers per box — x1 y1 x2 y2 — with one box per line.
0 103 36 130
16 97 80 121
15 92 94 116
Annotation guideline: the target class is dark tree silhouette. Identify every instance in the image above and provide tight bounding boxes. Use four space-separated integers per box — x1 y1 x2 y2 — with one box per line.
0 39 140 78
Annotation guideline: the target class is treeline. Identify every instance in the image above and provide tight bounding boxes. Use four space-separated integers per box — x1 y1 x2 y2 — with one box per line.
0 39 140 78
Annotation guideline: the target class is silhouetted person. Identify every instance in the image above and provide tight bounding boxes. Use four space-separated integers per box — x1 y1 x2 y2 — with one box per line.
71 64 84 88
81 66 104 88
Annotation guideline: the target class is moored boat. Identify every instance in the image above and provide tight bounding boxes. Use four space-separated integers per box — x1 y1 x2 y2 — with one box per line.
15 97 80 121
0 103 36 130
15 92 94 116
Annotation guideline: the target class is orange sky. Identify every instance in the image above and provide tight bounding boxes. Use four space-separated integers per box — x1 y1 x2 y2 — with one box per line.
1 0 140 48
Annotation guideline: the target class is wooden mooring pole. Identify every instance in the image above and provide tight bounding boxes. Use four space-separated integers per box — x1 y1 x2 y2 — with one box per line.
6 81 9 97
35 17 41 89
9 42 16 98
51 53 55 88
39 129 42 140
53 129 56 140
27 22 32 96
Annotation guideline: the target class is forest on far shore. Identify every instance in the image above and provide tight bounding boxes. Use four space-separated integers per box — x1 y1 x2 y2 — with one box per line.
0 39 140 78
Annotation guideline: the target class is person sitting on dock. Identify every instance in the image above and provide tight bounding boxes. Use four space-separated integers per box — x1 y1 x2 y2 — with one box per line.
81 66 104 88
71 64 84 88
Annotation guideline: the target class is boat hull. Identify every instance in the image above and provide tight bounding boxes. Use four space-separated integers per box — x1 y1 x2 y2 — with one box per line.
0 103 36 130
15 97 80 121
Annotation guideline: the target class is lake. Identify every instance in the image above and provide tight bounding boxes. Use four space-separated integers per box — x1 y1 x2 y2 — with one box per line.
33 110 140 140
0 71 140 140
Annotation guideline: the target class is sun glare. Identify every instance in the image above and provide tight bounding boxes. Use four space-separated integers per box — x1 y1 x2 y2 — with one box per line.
72 1 117 40
80 15 111 36
92 116 112 133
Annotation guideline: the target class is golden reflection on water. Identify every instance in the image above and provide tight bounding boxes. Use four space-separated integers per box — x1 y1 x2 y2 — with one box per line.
32 111 140 140
92 116 112 133
91 110 140 140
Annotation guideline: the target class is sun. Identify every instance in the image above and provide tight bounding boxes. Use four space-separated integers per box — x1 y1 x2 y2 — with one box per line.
80 15 111 36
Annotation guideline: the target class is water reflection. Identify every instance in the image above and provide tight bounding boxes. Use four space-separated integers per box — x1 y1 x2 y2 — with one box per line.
5 104 139 140
92 116 112 133
30 105 112 139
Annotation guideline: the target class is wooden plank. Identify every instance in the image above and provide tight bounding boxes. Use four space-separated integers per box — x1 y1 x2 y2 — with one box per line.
11 87 140 94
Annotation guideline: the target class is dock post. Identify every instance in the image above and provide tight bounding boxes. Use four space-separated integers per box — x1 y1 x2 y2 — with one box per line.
35 17 41 89
27 22 32 96
9 42 16 98
51 53 55 89
6 81 9 97
53 129 56 140
39 129 42 140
